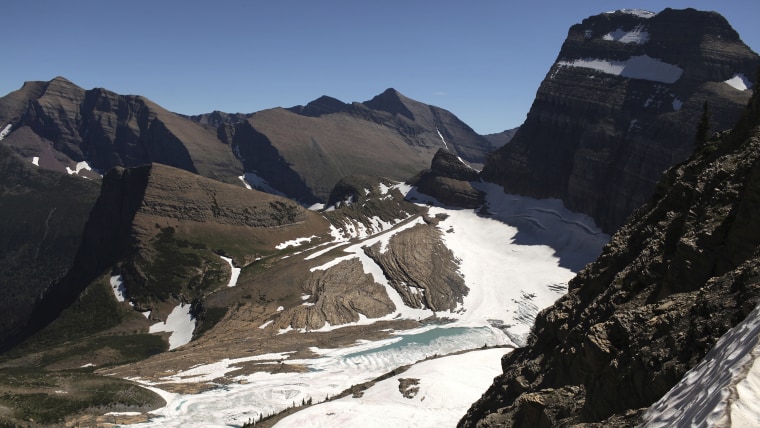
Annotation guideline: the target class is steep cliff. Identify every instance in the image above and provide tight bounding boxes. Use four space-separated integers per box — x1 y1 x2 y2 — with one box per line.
460 67 760 427
482 8 760 233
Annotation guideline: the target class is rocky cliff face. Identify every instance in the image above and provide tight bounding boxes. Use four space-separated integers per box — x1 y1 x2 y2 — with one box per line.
0 77 241 183
413 149 484 208
460 69 760 427
482 8 760 233
0 145 99 346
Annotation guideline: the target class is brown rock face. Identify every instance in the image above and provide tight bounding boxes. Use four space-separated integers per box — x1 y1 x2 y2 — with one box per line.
365 223 467 312
460 78 760 427
275 258 396 331
413 149 485 208
482 8 760 233
0 77 241 183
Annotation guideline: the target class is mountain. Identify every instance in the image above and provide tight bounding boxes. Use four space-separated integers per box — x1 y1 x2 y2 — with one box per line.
482 8 760 233
224 88 497 203
460 62 760 427
0 144 100 344
0 78 498 205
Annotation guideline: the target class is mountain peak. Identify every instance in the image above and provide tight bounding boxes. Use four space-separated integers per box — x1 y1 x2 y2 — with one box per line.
292 95 349 117
363 88 415 120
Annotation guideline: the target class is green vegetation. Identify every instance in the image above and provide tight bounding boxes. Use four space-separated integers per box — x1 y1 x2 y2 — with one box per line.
123 226 227 305
0 368 164 425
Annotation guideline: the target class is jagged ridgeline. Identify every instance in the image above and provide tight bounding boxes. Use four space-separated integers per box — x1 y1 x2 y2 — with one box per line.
482 8 760 233
460 70 760 427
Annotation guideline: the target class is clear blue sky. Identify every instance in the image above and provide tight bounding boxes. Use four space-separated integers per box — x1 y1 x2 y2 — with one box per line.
3 1 759 134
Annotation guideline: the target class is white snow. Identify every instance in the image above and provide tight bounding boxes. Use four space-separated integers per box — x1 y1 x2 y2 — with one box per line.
157 352 295 384
605 9 656 19
603 25 649 44
275 348 505 428
106 411 142 416
724 73 753 91
66 161 93 176
0 124 11 141
109 275 128 302
241 171 287 197
672 98 684 111
259 320 274 329
435 127 448 150
308 203 325 211
642 303 760 427
276 235 317 250
219 255 241 287
558 55 683 84
80 363 95 368
31 156 39 166
238 175 252 190
148 304 196 350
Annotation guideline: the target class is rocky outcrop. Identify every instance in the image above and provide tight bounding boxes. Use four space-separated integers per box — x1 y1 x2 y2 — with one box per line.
482 8 760 233
460 74 760 427
413 149 484 208
365 223 468 312
275 258 396 330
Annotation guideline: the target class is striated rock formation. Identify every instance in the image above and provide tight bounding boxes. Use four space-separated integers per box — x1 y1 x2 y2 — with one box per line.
413 149 484 208
482 8 760 233
274 258 396 331
0 77 241 183
365 223 468 312
460 69 760 427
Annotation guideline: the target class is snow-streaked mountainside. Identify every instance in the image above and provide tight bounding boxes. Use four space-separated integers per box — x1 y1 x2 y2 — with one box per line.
642 303 760 427
117 182 607 427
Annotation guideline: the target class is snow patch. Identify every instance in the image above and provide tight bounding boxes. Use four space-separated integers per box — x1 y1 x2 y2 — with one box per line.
276 235 317 250
109 275 127 303
157 352 295 384
66 161 93 176
605 9 656 18
240 171 287 197
0 124 11 141
724 73 753 91
435 127 448 150
259 320 274 329
603 25 649 44
31 157 39 166
558 55 683 84
219 255 241 287
642 303 760 427
672 98 683 111
148 304 196 350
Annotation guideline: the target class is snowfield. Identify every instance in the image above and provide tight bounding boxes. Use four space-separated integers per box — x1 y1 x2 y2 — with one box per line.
642 303 760 427
148 304 196 350
125 182 609 427
558 55 683 84
275 348 506 428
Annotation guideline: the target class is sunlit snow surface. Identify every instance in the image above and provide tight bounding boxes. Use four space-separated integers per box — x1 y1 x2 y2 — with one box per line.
603 25 649 44
110 275 128 302
65 161 93 176
0 123 11 141
126 183 609 427
148 304 196 350
275 348 505 428
219 256 241 287
725 73 753 91
642 303 760 427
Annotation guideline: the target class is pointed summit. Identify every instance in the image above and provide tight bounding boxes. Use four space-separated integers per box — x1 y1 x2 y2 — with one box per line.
363 88 415 121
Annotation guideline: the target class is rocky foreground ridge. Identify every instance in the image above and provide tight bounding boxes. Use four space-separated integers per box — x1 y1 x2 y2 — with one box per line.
460 72 760 426
483 8 760 233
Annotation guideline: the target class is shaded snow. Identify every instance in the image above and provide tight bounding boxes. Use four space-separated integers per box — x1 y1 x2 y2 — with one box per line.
672 98 683 111
241 171 287 197
605 9 656 18
603 25 649 44
148 304 195 350
725 73 753 91
558 55 683 84
219 256 241 287
0 124 11 141
642 303 760 427
109 275 127 302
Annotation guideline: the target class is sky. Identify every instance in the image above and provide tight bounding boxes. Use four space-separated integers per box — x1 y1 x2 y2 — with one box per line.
3 1 759 135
